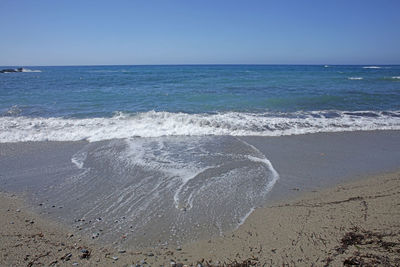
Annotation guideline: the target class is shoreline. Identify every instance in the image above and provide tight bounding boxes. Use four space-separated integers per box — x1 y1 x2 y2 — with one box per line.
1 169 400 266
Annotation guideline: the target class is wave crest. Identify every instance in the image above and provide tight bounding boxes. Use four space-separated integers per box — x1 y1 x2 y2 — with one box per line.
362 66 382 69
1 110 400 142
21 68 42 72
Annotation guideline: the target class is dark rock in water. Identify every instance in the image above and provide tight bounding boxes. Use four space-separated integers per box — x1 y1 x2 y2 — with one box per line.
0 68 24 73
0 67 25 73
0 68 17 73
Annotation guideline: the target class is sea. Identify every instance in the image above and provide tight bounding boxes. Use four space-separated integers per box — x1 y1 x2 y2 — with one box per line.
1 64 400 247
1 64 400 141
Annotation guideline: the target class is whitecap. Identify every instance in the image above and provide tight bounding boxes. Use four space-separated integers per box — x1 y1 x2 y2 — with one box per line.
362 66 381 69
348 77 363 80
1 110 400 143
20 68 42 72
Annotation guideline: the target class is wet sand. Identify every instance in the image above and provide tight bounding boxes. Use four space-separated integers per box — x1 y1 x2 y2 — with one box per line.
1 130 400 265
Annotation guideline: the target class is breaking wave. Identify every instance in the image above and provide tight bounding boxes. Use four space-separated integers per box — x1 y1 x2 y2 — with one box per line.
21 68 42 73
362 66 382 69
1 110 400 143
348 77 363 80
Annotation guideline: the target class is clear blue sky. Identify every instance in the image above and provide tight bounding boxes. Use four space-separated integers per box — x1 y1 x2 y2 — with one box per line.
1 0 399 66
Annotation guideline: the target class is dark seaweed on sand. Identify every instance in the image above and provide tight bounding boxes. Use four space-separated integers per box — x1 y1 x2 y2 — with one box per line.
323 226 400 266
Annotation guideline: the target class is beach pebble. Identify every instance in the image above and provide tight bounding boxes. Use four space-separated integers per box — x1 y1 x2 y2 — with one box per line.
147 252 154 256
170 261 176 266
92 232 100 239
118 249 126 253
16 209 21 212
176 246 182 251
63 253 72 261
72 263 78 266
112 256 119 260
80 249 90 259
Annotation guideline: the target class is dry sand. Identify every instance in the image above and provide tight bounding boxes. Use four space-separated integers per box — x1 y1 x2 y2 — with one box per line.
1 170 400 266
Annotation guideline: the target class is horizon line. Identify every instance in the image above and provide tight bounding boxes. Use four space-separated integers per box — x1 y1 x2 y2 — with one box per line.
1 63 399 67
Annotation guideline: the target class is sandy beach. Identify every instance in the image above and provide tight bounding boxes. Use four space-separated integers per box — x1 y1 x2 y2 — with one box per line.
1 169 400 266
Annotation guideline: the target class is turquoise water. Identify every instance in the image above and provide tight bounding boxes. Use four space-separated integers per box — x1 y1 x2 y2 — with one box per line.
1 65 400 141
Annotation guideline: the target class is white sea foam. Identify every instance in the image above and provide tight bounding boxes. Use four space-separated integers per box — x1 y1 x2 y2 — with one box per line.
114 136 279 217
362 66 381 69
1 110 400 143
392 76 400 79
348 77 363 80
71 151 87 169
21 68 42 73
237 207 255 226
121 137 217 211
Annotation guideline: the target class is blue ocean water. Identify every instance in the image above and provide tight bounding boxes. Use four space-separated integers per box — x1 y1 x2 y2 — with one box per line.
1 65 400 141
